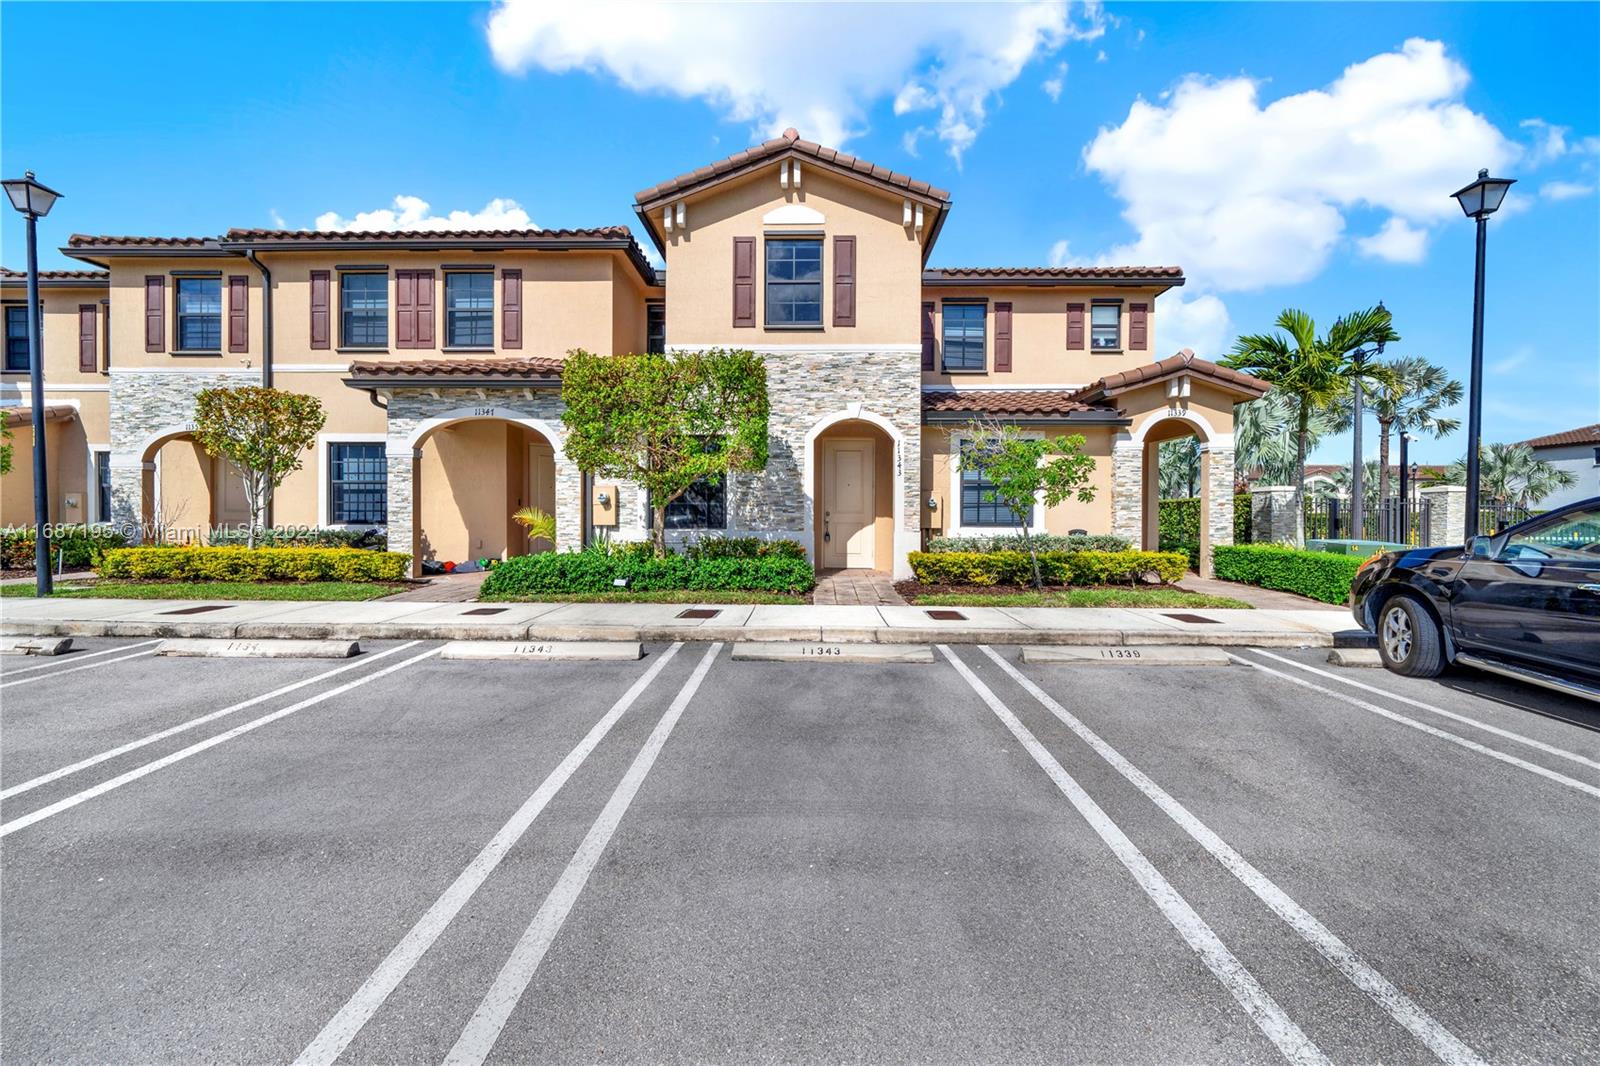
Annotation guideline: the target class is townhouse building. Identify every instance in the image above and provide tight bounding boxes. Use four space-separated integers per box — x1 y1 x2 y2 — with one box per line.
2 129 1266 579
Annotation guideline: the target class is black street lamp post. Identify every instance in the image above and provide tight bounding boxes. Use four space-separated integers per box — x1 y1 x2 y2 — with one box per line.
1451 168 1516 542
2 171 63 596
1397 430 1411 542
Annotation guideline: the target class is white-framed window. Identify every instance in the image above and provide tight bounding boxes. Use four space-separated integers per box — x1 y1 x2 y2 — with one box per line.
1090 301 1121 350
946 432 1047 535
318 435 388 527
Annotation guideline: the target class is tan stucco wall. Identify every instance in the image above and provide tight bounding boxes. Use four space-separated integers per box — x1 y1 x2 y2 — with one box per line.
1 281 112 386
416 420 553 566
103 258 260 371
1119 380 1239 447
269 369 389 528
660 165 926 346
919 424 1118 540
920 285 1171 388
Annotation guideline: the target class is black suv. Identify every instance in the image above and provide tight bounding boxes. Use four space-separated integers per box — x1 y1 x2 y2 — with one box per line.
1350 498 1600 701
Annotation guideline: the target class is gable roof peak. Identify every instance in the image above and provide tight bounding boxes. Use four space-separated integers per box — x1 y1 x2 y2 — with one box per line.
782 127 800 142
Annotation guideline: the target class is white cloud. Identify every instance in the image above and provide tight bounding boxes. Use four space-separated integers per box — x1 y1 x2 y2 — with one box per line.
1156 292 1231 357
1082 39 1518 291
1520 118 1600 167
314 195 535 232
1540 179 1596 201
1355 217 1429 263
1047 238 1085 267
1489 346 1533 375
268 208 287 229
1042 62 1067 102
484 0 1104 162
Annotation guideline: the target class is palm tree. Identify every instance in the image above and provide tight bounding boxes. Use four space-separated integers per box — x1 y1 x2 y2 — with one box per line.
1331 356 1461 504
1445 442 1577 510
1222 306 1398 546
1157 437 1200 498
1235 388 1339 486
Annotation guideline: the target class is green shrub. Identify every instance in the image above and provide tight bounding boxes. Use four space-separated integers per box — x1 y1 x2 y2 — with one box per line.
1234 493 1253 544
97 546 409 583
683 536 807 561
926 533 1130 553
908 549 1187 587
206 526 386 550
480 551 815 596
1211 544 1365 605
1 525 128 569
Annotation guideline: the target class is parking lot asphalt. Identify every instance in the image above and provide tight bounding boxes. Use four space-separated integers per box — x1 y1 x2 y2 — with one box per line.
1 638 1596 1064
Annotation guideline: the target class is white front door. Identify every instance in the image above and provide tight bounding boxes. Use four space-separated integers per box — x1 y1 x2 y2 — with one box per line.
822 438 875 569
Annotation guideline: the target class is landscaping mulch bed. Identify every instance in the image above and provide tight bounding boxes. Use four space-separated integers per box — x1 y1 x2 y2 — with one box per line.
895 581 1254 609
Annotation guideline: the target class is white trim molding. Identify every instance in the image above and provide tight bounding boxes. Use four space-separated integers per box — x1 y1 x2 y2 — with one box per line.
317 433 389 528
109 367 260 376
398 406 564 457
668 343 922 355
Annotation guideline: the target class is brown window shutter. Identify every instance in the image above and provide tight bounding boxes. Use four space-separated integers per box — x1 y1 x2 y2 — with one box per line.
228 275 249 353
921 301 936 370
101 302 110 371
415 269 435 347
1129 302 1149 349
832 236 856 327
78 304 97 372
390 270 409 348
1066 302 1085 350
994 301 1013 373
144 275 164 352
309 270 331 349
732 237 756 327
502 269 522 349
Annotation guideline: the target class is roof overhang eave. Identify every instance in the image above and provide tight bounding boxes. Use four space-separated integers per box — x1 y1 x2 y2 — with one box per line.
344 375 564 392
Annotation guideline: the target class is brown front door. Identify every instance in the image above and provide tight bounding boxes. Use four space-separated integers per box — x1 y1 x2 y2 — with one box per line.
822 438 875 569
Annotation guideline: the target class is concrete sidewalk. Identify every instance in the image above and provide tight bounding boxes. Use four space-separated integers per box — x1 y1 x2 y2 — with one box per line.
0 596 1364 648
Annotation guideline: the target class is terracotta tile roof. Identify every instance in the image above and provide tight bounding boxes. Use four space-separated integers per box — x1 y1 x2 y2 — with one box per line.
66 234 217 248
0 267 109 284
2 403 78 426
223 226 635 243
346 356 566 380
1068 349 1270 403
635 127 950 206
921 389 1120 418
1516 423 1600 449
926 266 1184 284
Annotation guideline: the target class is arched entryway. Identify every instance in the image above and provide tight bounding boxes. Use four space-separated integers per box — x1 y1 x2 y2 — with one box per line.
138 428 250 543
408 416 558 572
1133 411 1224 576
806 412 901 573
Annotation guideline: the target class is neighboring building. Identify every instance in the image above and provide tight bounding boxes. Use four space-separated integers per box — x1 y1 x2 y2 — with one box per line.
1 129 1268 578
1516 424 1600 509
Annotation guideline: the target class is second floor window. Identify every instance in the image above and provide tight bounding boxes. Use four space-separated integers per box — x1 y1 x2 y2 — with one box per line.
341 273 387 348
5 305 29 371
941 302 986 372
176 277 222 351
1091 302 1121 350
765 238 822 326
445 272 494 347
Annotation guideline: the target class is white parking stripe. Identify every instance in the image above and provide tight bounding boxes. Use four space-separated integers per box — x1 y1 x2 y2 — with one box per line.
1248 649 1600 773
0 646 439 838
1 642 423 801
293 643 686 1066
0 646 158 689
1231 652 1600 803
443 643 723 1066
943 646 1330 1066
0 640 161 678
982 646 1487 1066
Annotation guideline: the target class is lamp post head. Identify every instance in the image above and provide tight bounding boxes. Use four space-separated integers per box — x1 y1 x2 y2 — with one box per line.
1375 300 1388 355
1452 168 1515 219
2 171 62 219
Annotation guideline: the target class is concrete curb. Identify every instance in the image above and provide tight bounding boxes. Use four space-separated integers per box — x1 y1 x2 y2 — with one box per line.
0 617 1338 648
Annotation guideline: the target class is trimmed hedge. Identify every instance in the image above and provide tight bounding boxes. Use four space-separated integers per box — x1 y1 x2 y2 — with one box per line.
479 551 815 596
908 549 1188 587
206 526 387 550
1 525 128 570
97 547 410 583
1211 544 1364 605
683 536 807 561
927 533 1130 553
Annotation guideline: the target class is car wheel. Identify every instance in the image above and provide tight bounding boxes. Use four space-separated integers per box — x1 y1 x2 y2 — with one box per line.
1376 595 1445 678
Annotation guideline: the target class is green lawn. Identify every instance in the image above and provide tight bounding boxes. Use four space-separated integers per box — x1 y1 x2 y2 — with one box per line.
903 586 1253 609
479 588 807 605
1 580 405 601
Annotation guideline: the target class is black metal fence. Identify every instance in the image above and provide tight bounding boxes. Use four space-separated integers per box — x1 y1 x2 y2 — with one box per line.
1478 504 1533 535
1305 496 1434 545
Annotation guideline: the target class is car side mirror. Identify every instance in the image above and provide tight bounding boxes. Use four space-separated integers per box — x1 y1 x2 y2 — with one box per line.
1468 535 1494 559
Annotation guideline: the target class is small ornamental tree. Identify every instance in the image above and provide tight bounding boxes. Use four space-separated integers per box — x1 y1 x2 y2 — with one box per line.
561 348 769 556
958 418 1098 589
191 386 326 548
0 421 12 476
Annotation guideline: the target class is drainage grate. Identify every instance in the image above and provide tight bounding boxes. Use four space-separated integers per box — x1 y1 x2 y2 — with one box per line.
460 607 507 616
926 609 967 621
677 608 720 619
1163 612 1221 624
160 605 232 616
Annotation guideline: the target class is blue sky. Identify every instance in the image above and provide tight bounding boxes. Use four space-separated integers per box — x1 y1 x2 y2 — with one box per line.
3 1 1595 463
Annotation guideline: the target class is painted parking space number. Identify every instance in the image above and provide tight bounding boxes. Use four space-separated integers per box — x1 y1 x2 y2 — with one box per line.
801 645 844 657
1098 648 1142 659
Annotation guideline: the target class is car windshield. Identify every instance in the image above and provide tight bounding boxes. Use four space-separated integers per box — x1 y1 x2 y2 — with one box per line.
1504 507 1600 558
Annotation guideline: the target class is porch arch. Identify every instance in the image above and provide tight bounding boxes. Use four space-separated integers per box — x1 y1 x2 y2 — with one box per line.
136 424 249 542
802 406 909 577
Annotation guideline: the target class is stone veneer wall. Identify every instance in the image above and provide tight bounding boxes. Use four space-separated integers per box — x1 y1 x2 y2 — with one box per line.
380 388 582 573
106 369 261 539
1110 441 1144 544
1202 444 1236 576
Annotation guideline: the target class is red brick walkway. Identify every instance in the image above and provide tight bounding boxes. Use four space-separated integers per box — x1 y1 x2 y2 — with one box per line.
811 569 905 606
